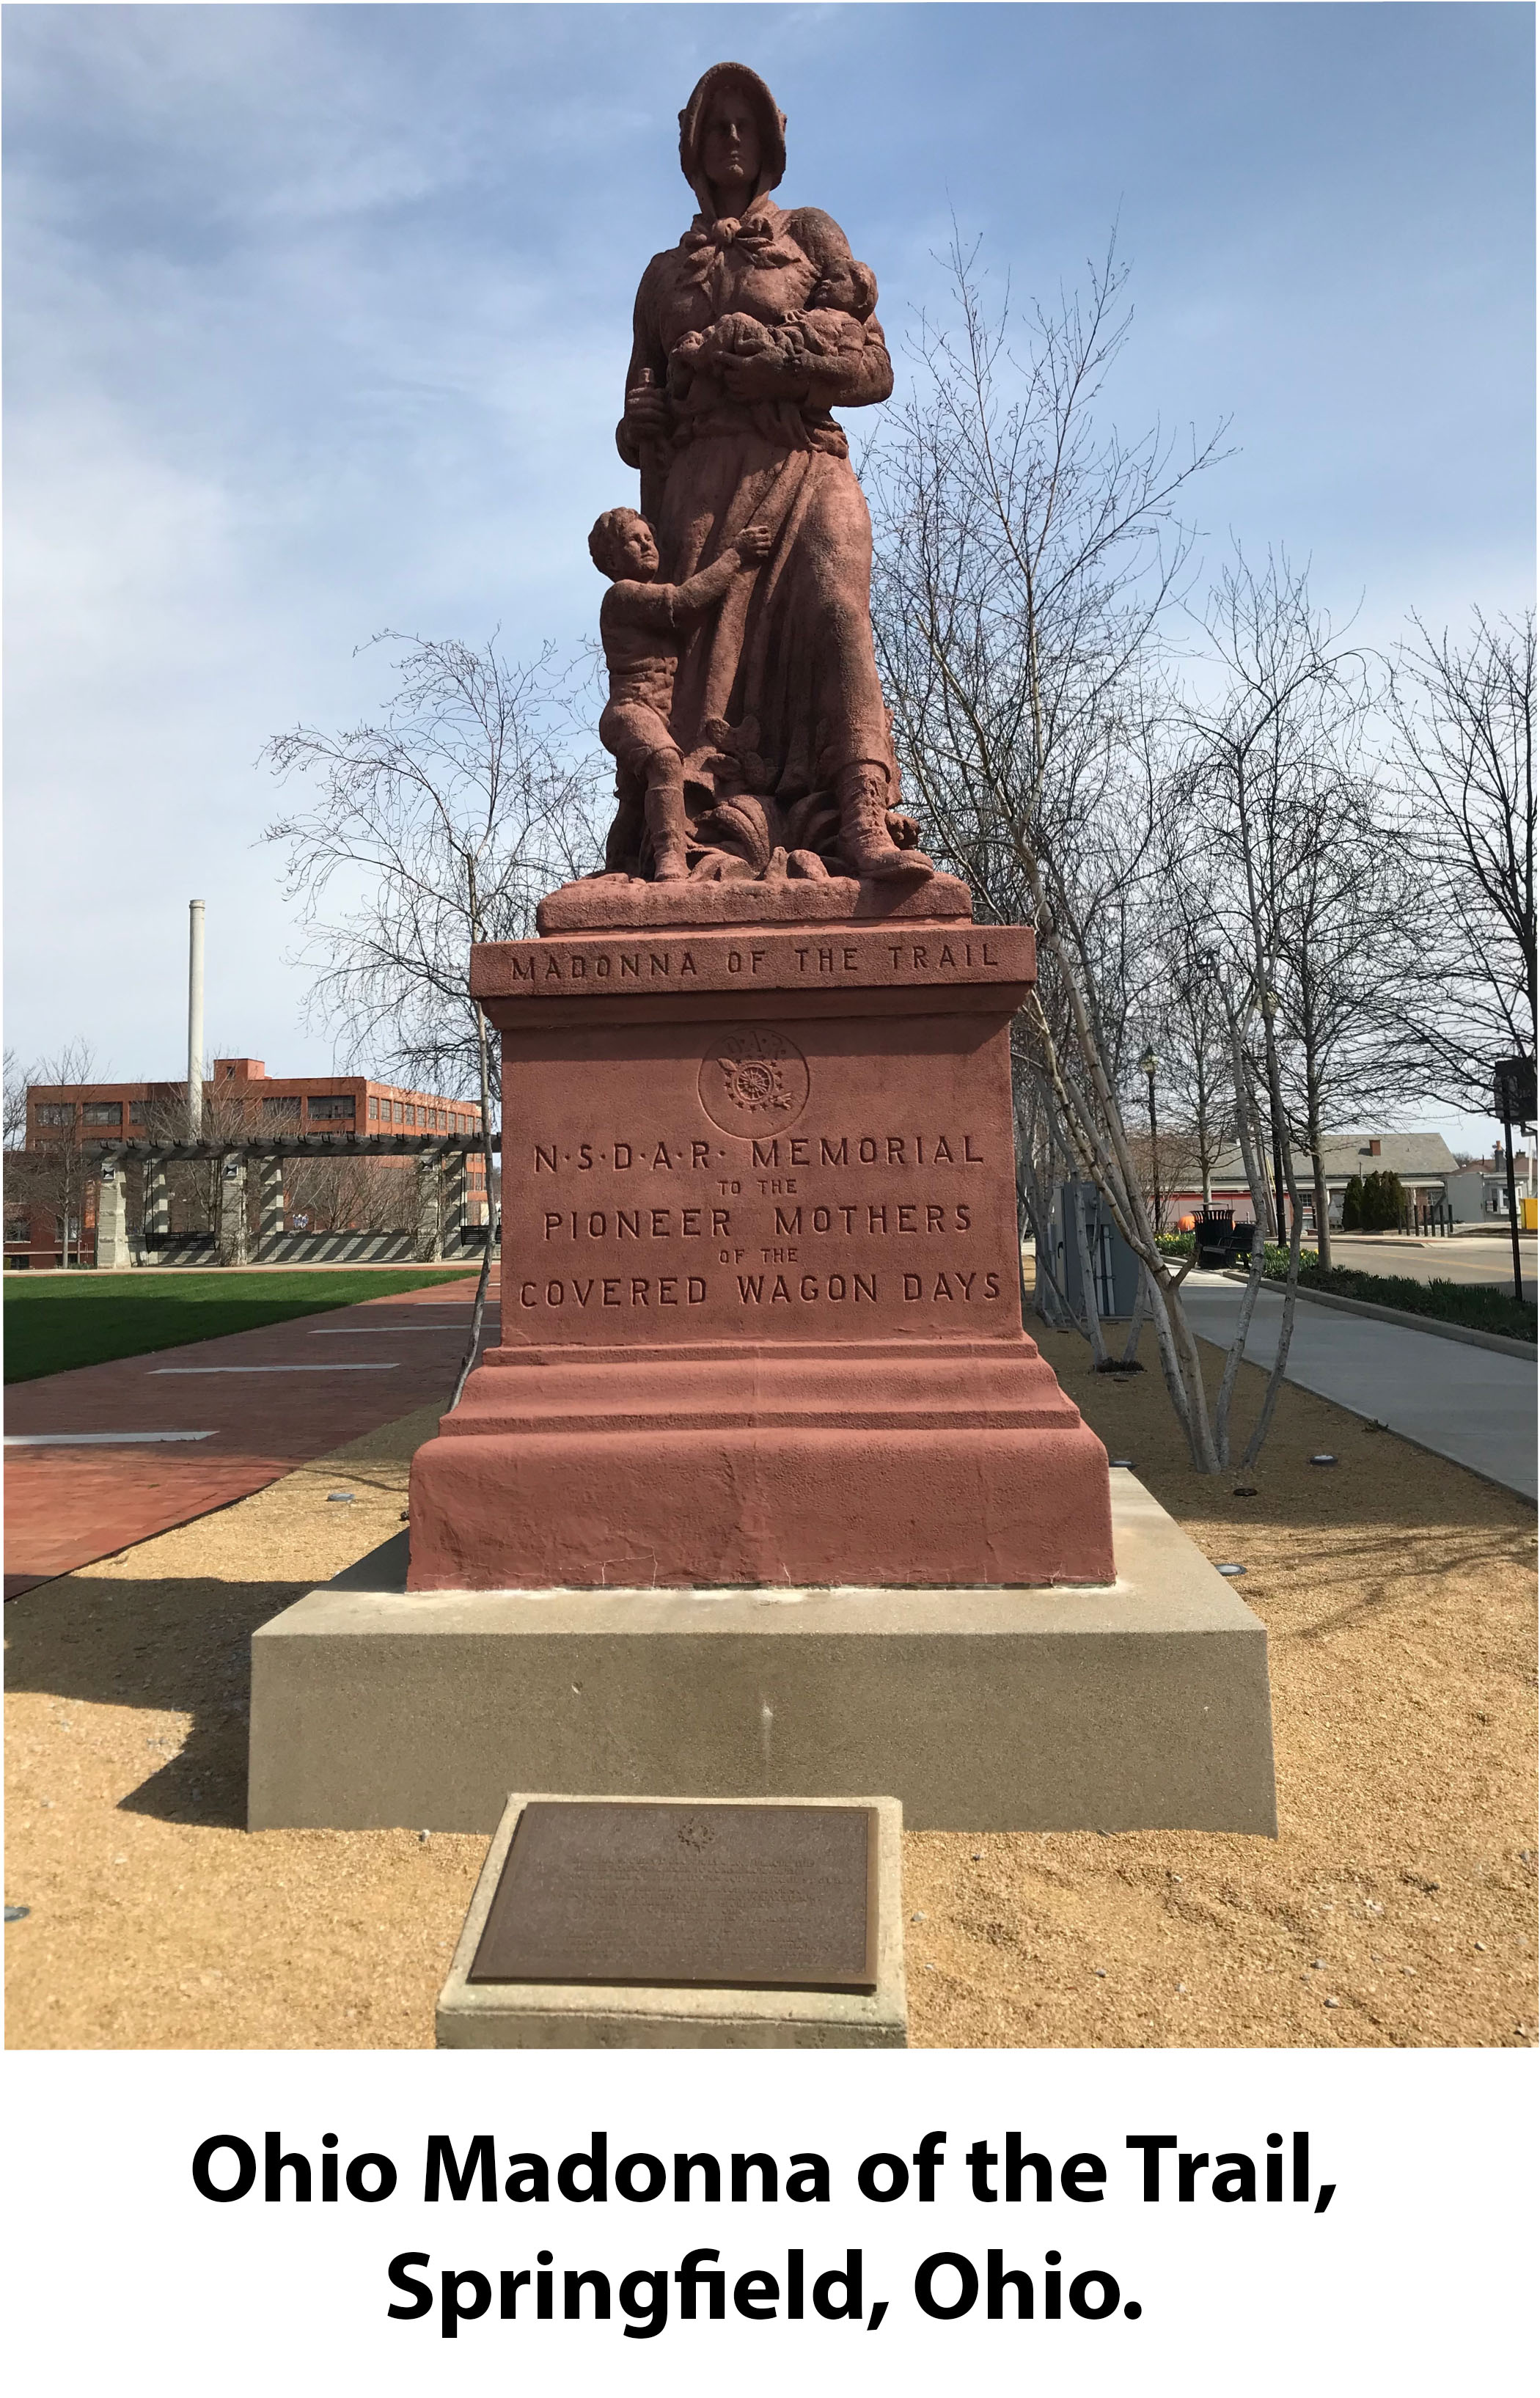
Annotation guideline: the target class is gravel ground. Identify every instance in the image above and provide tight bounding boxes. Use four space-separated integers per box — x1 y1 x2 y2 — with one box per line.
5 1332 1535 2050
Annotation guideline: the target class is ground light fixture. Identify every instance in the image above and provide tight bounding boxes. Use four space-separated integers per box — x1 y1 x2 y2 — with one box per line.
1217 1563 1247 1577
1310 1453 1338 1467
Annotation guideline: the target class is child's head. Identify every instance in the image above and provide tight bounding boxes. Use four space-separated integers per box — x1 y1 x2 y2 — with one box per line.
589 507 659 581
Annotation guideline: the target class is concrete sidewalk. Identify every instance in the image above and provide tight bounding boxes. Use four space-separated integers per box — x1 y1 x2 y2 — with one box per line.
1178 1272 1537 1500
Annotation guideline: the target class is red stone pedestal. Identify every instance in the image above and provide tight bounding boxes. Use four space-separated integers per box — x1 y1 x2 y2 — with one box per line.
407 896 1113 1589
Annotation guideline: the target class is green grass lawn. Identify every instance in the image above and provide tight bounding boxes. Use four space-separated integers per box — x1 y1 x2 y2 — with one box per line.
2 1267 480 1384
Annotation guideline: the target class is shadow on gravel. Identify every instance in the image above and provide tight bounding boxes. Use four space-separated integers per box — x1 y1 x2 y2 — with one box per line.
4 1569 309 1831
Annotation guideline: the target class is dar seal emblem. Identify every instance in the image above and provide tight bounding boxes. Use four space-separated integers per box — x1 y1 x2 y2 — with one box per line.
697 1027 810 1136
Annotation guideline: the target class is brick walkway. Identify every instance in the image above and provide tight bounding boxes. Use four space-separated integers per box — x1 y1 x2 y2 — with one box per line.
3 1273 499 1596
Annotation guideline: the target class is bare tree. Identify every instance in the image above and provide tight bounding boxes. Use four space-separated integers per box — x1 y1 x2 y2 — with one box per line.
1386 609 1536 1108
1152 995 1232 1214
1010 1036 1076 1329
1173 553 1367 1456
1178 559 1417 1280
14 1039 98 1266
1133 842 1238 1220
4 1049 34 1151
1269 759 1415 1269
284 1152 419 1237
868 235 1293 1473
263 631 606 1396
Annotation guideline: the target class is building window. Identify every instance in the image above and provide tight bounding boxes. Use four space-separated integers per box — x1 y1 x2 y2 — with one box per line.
393 1101 404 1123
129 1101 147 1124
263 1096 301 1118
81 1102 122 1126
368 1096 378 1120
35 1104 74 1126
307 1095 356 1122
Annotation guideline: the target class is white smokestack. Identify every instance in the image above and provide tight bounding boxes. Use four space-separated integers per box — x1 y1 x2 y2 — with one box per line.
188 898 205 1139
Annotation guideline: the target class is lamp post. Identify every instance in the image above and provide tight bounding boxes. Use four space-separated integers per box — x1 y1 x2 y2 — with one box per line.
1494 1057 1536 1305
1260 985 1286 1247
1138 1044 1159 1234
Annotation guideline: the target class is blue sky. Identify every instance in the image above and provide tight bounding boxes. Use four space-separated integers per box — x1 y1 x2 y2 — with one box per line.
4 1 1533 1141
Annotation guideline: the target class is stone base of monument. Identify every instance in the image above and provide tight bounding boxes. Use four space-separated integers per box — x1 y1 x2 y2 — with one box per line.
248 1471 1277 1837
434 1793 907 2049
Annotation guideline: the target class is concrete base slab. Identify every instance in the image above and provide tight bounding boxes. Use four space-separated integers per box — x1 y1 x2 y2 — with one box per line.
249 1472 1277 1835
436 1793 907 2048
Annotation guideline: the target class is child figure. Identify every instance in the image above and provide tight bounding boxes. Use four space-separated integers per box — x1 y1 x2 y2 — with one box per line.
589 508 772 879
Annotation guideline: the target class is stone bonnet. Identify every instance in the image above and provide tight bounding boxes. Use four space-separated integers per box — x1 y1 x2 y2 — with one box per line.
678 60 788 219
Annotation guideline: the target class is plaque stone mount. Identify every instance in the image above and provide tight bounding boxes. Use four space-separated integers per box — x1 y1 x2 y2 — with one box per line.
436 1793 908 2050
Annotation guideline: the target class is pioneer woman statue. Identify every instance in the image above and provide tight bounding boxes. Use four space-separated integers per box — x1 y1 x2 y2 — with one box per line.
602 61 934 886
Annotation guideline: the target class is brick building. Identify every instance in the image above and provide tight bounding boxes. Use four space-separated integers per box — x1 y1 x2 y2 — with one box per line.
7 1057 488 1267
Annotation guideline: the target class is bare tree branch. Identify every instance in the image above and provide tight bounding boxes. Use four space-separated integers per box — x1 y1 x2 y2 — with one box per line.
262 631 606 1396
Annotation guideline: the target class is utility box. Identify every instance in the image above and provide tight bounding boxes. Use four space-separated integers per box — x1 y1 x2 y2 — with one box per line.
1055 1180 1141 1321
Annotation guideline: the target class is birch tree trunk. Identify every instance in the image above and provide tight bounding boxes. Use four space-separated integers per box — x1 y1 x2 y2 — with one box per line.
1071 1187 1110 1367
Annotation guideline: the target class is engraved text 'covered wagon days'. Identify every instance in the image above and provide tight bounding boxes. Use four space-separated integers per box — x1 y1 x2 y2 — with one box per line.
510 1269 1003 1312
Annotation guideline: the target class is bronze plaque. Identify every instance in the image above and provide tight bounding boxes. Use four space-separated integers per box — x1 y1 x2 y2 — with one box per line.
469 1802 878 1992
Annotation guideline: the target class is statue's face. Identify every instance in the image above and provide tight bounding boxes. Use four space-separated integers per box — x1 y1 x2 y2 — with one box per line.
701 84 761 197
617 517 659 579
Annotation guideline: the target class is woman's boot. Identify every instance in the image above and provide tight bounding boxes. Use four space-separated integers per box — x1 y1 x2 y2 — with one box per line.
835 762 935 881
